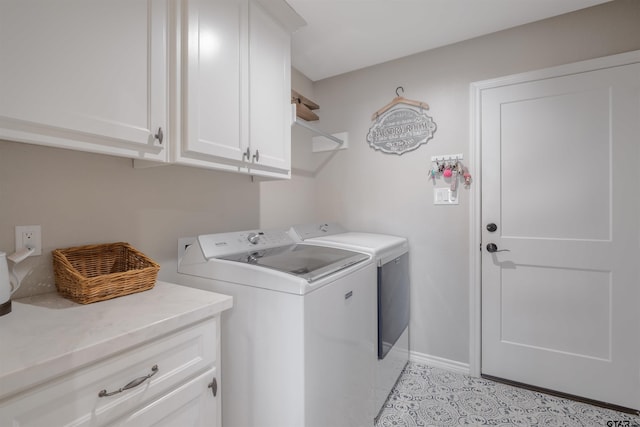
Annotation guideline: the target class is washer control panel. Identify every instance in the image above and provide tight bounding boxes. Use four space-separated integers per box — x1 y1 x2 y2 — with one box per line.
198 229 294 259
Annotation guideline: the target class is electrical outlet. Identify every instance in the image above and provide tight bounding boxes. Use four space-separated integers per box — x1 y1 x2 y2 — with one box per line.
15 225 42 256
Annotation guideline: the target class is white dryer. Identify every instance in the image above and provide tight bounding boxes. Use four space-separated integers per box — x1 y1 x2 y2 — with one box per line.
177 228 377 427
290 223 410 415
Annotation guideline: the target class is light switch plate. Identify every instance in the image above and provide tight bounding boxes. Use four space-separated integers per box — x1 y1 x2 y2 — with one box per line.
434 188 459 205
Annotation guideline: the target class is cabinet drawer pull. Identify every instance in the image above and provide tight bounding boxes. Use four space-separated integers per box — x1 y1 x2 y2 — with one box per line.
98 364 159 397
154 127 163 144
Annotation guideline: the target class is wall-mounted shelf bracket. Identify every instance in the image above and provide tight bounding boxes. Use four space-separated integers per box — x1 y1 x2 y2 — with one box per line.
291 104 344 145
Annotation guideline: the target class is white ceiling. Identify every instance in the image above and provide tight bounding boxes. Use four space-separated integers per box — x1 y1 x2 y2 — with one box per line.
286 0 611 81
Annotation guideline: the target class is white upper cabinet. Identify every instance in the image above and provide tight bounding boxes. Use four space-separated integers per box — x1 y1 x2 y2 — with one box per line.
0 0 297 178
174 0 293 178
0 0 168 161
174 0 248 173
247 1 292 177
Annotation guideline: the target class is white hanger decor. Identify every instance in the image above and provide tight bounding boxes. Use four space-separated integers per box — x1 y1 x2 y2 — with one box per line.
371 86 430 120
367 87 436 155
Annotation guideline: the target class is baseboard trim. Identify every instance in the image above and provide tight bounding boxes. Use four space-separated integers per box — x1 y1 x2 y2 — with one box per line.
482 374 640 416
409 351 471 375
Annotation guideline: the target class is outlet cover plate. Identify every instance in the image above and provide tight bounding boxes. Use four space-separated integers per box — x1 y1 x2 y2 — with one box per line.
15 225 42 256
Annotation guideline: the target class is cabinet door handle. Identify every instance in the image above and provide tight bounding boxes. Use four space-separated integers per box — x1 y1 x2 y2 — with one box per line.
252 149 260 163
242 147 251 161
98 364 159 397
154 127 163 145
208 377 218 397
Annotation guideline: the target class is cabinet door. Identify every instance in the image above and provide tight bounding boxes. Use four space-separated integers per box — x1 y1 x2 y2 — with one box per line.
177 0 249 172
248 1 291 176
0 318 217 427
0 0 168 161
117 369 218 427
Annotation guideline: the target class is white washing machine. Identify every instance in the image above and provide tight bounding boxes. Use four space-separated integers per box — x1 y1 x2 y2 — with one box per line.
177 228 377 427
290 223 410 415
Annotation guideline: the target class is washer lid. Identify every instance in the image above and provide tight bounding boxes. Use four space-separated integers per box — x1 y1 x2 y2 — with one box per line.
219 243 369 283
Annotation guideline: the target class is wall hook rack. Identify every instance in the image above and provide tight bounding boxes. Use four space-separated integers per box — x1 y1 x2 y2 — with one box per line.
431 153 463 162
429 154 472 190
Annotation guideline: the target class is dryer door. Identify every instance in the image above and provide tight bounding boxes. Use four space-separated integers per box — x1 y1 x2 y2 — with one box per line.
378 252 409 359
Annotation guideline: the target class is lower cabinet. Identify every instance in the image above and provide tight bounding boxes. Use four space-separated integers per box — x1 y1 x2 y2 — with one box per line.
0 318 220 427
119 368 217 426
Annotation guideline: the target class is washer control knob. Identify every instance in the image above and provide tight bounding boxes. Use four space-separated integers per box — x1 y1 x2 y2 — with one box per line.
247 232 260 245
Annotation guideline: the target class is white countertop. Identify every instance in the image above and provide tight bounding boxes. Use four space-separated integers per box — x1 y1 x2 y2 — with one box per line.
0 281 232 400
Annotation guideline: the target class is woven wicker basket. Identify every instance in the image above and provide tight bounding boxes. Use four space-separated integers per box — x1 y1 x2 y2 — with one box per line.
52 242 160 304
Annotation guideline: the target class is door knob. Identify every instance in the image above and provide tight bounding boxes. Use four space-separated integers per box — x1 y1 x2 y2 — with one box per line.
486 243 509 253
486 223 497 232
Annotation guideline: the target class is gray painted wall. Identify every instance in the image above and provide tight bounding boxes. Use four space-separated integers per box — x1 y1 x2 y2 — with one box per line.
1 0 638 368
307 0 640 364
0 142 259 297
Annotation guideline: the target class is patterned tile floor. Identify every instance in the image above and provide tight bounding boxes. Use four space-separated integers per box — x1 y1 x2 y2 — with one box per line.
376 362 640 426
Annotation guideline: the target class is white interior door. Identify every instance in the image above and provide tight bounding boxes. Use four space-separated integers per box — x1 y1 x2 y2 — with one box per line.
481 58 640 410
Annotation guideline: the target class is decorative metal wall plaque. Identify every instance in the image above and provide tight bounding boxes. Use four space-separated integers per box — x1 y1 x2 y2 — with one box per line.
366 107 436 155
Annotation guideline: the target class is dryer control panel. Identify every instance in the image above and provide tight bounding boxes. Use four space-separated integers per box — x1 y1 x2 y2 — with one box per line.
289 223 347 240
